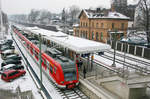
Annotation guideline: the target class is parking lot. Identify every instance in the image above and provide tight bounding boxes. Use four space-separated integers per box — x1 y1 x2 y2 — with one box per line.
0 37 42 99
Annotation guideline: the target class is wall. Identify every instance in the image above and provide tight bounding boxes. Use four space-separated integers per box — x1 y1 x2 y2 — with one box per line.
102 81 130 99
77 11 128 43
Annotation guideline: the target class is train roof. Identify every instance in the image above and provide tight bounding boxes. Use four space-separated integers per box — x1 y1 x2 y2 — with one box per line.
24 26 111 54
45 48 75 68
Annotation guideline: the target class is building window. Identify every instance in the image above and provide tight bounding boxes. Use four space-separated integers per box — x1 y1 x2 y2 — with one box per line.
96 32 99 41
86 23 88 27
100 32 103 41
83 22 85 27
80 30 82 37
92 22 94 27
96 23 99 28
121 23 124 29
101 23 104 28
112 23 115 29
92 32 94 40
83 31 85 38
86 31 87 38
77 30 79 36
81 22 82 27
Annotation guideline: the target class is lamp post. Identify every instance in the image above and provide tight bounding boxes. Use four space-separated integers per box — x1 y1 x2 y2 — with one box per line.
121 36 128 77
110 30 118 67
39 33 43 90
0 0 3 40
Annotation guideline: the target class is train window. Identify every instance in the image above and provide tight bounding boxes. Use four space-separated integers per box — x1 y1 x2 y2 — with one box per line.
46 61 50 68
33 49 35 54
54 67 57 74
50 66 53 74
64 70 76 81
44 59 47 66
35 51 39 59
27 44 29 49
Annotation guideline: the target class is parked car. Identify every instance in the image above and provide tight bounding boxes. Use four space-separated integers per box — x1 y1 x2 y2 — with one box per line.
1 69 26 82
0 46 15 54
1 59 22 67
1 49 15 59
0 39 13 47
0 40 6 49
4 54 22 60
1 64 24 71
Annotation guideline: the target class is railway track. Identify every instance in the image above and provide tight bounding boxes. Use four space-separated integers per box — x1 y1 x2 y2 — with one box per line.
105 50 150 66
13 32 89 99
55 86 89 99
97 53 150 74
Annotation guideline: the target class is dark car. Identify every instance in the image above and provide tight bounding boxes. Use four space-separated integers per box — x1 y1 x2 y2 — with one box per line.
1 64 24 71
0 46 15 54
1 49 15 59
1 59 22 67
5 54 22 60
0 39 13 47
4 39 13 46
1 69 26 82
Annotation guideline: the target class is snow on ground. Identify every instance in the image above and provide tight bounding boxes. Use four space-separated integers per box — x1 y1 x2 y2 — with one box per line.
94 48 150 72
104 52 147 67
114 49 150 63
94 54 123 68
0 52 42 99
0 33 42 98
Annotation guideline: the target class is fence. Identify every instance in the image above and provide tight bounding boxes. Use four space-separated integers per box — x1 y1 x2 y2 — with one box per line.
110 41 150 59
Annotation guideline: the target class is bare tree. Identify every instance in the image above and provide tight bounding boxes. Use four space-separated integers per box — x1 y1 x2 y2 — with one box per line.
38 10 52 24
69 5 81 25
28 9 40 23
62 8 66 23
137 0 150 44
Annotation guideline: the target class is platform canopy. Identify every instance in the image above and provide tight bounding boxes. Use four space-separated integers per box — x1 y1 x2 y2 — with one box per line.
24 27 111 54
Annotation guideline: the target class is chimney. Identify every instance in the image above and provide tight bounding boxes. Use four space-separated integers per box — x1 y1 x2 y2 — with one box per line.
96 8 101 12
111 4 115 12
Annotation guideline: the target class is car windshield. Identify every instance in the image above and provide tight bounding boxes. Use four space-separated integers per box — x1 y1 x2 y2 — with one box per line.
64 70 76 81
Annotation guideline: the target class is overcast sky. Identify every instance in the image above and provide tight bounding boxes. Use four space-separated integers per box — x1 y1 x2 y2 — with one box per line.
2 0 138 15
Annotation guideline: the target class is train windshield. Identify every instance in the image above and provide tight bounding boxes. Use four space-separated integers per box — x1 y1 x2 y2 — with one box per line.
64 70 76 81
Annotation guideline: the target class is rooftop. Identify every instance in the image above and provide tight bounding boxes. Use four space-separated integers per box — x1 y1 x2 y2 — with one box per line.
80 9 130 20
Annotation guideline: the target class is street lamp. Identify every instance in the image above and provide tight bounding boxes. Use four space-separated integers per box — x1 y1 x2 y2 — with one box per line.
39 33 43 90
121 36 128 77
0 0 4 40
109 30 119 67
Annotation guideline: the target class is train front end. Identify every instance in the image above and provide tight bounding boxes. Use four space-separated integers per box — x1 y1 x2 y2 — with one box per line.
58 59 79 89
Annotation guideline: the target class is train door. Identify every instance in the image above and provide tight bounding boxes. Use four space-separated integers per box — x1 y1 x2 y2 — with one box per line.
42 57 47 70
49 63 53 77
35 50 39 61
30 46 33 55
46 60 50 75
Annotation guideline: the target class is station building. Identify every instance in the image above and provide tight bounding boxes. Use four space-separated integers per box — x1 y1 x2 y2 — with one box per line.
74 8 130 43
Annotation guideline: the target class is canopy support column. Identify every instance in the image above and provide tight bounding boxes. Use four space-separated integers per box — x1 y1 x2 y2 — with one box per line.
91 53 94 71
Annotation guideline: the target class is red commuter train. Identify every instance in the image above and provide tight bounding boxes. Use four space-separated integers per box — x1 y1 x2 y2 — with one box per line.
12 25 79 89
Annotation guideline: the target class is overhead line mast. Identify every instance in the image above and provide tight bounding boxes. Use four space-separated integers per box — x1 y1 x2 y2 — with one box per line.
0 0 3 40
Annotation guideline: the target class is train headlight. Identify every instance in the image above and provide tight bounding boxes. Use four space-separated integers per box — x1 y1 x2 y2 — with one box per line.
60 81 64 84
